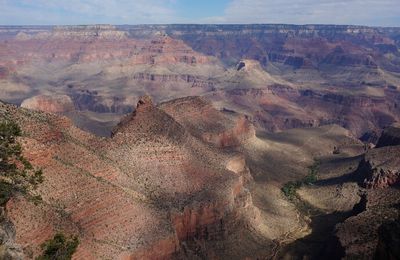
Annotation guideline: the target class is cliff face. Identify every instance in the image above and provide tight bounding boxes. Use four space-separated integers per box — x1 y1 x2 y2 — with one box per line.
16 25 128 41
147 24 400 70
159 96 256 148
355 146 400 188
6 26 213 65
209 84 400 138
334 127 400 259
336 188 400 259
354 124 400 189
376 123 400 148
1 24 399 138
0 25 223 120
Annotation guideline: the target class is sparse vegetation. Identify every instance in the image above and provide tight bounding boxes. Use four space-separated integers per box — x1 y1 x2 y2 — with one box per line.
282 160 320 200
0 119 43 206
304 161 319 184
36 233 79 260
281 181 302 199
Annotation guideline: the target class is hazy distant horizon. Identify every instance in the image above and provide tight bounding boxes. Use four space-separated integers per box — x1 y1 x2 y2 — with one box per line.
1 23 400 29
1 0 399 27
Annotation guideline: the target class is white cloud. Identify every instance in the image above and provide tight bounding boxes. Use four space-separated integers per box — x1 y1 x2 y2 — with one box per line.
0 0 399 26
213 0 400 26
0 0 177 25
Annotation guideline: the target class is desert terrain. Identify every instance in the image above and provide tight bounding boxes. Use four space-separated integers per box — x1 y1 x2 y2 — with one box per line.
0 24 399 259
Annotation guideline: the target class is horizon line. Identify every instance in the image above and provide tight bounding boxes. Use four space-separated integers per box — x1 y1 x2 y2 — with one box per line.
1 23 400 29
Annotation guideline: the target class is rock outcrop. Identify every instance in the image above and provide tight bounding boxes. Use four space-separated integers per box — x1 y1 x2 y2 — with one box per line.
159 96 256 147
336 188 400 259
335 130 400 258
376 123 400 148
374 219 400 260
355 145 400 188
0 208 24 260
21 94 75 113
355 125 400 189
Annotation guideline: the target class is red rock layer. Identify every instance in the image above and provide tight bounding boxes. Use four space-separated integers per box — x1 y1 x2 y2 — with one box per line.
210 85 400 138
1 97 255 259
355 145 400 188
1 31 211 66
159 96 255 147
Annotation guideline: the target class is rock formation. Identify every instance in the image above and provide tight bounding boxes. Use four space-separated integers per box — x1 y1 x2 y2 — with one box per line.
159 96 255 147
0 25 399 138
356 145 400 188
376 123 400 148
0 97 258 259
0 23 400 259
20 94 75 113
335 128 400 259
16 25 128 41
374 219 400 260
335 188 400 259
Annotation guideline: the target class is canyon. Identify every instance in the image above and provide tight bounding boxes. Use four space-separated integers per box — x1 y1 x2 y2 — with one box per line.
0 24 400 138
0 24 399 259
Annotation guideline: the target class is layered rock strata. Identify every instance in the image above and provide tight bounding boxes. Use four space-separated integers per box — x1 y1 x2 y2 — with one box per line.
0 97 256 259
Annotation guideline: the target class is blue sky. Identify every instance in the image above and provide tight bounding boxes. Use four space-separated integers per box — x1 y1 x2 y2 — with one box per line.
0 0 399 26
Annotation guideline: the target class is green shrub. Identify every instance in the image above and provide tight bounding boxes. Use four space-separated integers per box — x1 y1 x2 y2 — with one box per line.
281 181 302 199
303 173 317 184
36 233 79 260
282 161 320 199
304 161 319 184
0 119 43 205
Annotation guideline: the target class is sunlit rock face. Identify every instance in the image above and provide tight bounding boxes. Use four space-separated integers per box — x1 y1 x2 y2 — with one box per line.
1 96 260 259
21 95 75 113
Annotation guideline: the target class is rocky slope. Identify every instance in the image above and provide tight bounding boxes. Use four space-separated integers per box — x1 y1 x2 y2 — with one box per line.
336 187 400 259
160 96 400 260
356 145 400 188
374 219 400 260
334 125 400 259
376 123 400 147
0 97 259 259
1 94 378 259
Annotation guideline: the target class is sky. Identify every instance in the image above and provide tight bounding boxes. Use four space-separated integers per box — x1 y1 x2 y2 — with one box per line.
0 0 399 26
